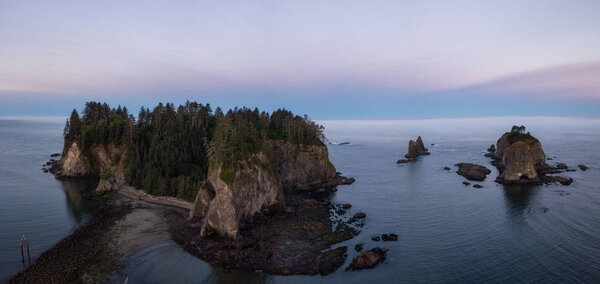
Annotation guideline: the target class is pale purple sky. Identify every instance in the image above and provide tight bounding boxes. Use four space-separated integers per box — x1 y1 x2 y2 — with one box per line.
1 0 599 117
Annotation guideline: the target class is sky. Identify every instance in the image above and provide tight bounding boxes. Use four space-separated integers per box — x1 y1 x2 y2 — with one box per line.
1 0 599 118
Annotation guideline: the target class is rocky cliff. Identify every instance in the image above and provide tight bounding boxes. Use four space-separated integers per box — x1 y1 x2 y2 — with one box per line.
491 132 547 184
189 141 348 239
54 142 127 191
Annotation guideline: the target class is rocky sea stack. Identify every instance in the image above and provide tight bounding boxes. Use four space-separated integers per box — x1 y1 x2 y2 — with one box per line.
397 136 430 163
488 126 571 185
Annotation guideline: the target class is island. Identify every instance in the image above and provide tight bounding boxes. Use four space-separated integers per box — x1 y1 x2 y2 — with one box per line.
488 126 572 185
18 101 366 281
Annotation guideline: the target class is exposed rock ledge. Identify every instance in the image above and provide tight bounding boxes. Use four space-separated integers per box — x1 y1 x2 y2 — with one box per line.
455 163 491 181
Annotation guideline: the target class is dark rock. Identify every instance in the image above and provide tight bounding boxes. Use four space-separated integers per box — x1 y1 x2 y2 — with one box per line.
337 142 350 145
492 130 548 185
565 169 576 172
462 182 471 186
556 163 567 169
397 159 413 164
381 234 398 241
547 157 553 160
455 163 491 181
473 184 483 188
50 153 61 157
405 136 430 159
354 243 364 252
546 175 573 185
371 236 380 241
443 167 451 171
346 248 387 271
578 164 588 171
315 246 348 275
353 212 366 219
487 144 496 152
342 203 352 209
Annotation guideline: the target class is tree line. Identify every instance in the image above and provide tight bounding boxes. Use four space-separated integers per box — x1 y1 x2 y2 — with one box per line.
63 101 324 201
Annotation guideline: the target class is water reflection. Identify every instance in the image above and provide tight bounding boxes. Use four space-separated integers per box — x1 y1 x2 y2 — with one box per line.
62 179 101 223
502 184 540 217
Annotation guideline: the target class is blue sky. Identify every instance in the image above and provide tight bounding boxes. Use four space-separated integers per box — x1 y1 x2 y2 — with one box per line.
1 0 599 118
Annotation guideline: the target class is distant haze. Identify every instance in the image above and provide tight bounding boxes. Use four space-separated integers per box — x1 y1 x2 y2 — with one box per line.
1 0 599 118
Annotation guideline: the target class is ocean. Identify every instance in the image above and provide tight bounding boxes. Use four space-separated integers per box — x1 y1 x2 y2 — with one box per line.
1 117 599 282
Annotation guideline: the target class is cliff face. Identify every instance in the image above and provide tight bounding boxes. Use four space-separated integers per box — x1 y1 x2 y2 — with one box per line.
55 143 93 177
189 141 342 238
55 142 127 191
267 140 337 190
197 154 285 238
492 133 547 184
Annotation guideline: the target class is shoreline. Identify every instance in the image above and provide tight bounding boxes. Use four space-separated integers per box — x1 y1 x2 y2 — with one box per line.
10 183 363 281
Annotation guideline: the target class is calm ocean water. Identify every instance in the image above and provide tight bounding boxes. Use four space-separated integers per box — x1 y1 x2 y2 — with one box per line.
1 117 599 282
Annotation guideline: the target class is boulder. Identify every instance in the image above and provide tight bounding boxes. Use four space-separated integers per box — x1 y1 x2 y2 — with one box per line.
556 163 567 169
487 144 496 152
455 163 491 181
462 182 471 186
443 167 451 171
346 248 387 271
354 243 364 252
371 236 380 241
473 184 483 188
578 164 588 171
546 175 573 185
381 234 398 241
342 203 352 209
405 136 430 159
353 212 366 219
396 159 412 164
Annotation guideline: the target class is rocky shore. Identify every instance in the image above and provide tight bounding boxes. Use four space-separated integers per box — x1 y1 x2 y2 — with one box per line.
10 204 131 283
171 190 362 275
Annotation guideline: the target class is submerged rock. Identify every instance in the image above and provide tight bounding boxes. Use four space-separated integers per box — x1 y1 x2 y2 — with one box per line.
462 182 471 186
578 164 588 171
354 243 364 252
443 166 451 171
556 163 568 170
405 136 430 159
396 159 412 164
473 184 483 188
342 203 352 209
381 233 398 241
455 163 491 181
346 248 387 271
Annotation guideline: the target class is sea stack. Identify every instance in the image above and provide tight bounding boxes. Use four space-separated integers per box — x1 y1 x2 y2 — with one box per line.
489 126 570 185
405 136 430 159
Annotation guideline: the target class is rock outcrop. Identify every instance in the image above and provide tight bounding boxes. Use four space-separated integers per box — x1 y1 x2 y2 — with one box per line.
455 163 491 181
488 130 572 185
54 142 127 192
346 248 387 271
197 154 285 238
405 136 430 159
489 132 547 184
189 141 353 239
